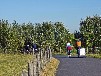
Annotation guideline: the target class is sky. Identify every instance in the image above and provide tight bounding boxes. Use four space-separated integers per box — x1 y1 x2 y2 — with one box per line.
0 0 101 33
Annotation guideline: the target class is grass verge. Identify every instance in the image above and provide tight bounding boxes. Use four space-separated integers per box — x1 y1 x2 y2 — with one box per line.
40 58 60 76
0 53 33 76
87 54 101 58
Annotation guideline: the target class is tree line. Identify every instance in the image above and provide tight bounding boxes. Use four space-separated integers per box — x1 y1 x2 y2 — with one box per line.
78 15 101 54
0 20 73 53
1 14 101 54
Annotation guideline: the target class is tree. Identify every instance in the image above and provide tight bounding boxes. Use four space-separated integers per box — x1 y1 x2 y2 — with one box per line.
79 15 101 53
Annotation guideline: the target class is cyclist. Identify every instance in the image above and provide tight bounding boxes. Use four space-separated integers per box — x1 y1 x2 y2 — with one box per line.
66 42 72 57
76 39 81 57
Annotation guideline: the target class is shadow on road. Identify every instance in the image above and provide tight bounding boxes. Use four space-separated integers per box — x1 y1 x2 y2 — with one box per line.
69 56 86 58
53 55 86 59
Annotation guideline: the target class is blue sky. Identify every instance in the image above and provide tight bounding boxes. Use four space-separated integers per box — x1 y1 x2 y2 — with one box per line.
0 0 101 33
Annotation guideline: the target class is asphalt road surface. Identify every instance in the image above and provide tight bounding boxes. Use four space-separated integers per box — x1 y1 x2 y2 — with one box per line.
54 55 101 76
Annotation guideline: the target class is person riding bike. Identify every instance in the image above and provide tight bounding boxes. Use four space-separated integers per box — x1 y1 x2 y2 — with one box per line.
66 42 72 57
76 40 81 57
32 43 39 54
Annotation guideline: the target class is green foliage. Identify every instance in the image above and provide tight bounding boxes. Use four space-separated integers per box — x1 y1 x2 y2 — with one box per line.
0 20 72 53
79 15 101 53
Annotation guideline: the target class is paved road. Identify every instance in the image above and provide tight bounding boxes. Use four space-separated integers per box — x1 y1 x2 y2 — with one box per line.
54 55 101 76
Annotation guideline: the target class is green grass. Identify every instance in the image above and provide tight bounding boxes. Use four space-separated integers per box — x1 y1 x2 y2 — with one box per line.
0 53 33 76
87 54 101 58
52 49 77 56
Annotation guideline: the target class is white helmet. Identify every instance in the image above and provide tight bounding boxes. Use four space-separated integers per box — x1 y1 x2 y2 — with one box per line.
67 42 70 46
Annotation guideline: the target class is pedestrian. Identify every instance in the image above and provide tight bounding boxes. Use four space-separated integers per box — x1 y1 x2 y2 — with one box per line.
66 42 72 57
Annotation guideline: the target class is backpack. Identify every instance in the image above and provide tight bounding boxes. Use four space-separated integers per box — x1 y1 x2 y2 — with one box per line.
67 46 72 50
